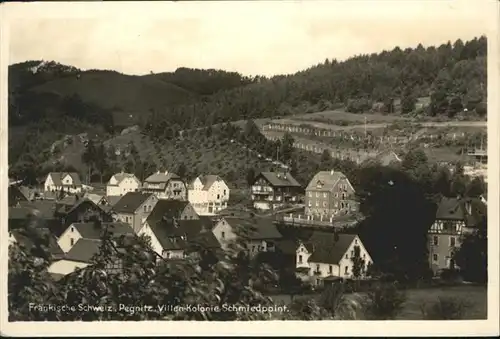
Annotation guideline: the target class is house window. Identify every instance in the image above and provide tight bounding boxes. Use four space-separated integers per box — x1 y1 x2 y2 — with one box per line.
298 255 303 263
70 238 74 246
323 193 327 198
144 205 147 212
450 237 456 247
363 254 366 259
71 227 75 232
355 239 358 245
308 202 312 207
308 192 312 197
316 264 320 273
167 252 171 259
221 232 225 239
344 266 348 274
345 253 348 259
217 194 220 199
329 265 333 274
323 202 327 207
350 250 354 257
316 192 319 198
433 236 439 246
315 202 319 207
224 189 227 195
433 254 438 262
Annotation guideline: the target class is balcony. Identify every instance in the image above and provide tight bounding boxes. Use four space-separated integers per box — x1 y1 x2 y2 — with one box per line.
252 189 272 195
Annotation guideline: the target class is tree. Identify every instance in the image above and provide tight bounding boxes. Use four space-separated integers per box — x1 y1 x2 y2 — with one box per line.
176 162 187 181
246 168 255 187
319 149 332 170
465 177 485 197
453 215 487 283
280 132 295 163
351 245 364 279
8 214 279 321
401 91 417 114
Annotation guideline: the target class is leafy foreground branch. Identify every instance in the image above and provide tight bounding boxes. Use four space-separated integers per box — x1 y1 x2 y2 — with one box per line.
8 225 279 321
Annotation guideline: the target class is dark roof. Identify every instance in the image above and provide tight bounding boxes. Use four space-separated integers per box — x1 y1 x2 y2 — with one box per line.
106 195 122 206
8 186 29 206
435 197 466 221
69 222 133 240
257 171 301 188
198 215 216 230
146 200 190 223
306 171 346 192
113 192 153 213
224 217 283 240
148 218 219 251
189 175 225 190
306 233 356 265
462 197 487 227
10 228 64 259
48 172 82 186
64 238 101 263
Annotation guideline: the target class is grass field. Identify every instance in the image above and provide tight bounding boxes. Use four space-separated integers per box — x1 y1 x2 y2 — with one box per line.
269 285 487 320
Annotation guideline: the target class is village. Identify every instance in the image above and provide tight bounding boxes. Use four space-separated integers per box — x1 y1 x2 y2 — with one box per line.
8 152 487 292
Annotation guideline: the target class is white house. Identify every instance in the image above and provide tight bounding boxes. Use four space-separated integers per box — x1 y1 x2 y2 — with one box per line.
296 232 373 286
188 175 230 215
106 172 141 197
44 172 83 193
57 221 133 253
48 238 124 276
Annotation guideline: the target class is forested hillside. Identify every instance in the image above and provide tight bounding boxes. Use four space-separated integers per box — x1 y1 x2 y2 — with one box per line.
8 36 487 174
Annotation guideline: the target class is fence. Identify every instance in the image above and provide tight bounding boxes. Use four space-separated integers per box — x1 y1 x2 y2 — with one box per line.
276 213 359 228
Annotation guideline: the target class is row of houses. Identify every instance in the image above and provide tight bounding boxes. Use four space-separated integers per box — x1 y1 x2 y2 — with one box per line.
8 182 373 286
43 171 230 216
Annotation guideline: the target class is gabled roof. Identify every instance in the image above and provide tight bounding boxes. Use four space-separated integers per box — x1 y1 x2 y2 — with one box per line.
146 200 191 224
306 170 348 192
256 171 301 188
144 171 180 183
83 193 106 205
223 217 283 240
190 175 225 190
435 197 466 221
113 192 153 213
106 195 122 206
64 238 102 263
305 232 356 265
108 172 139 186
69 222 133 240
147 217 220 252
10 227 65 259
47 172 82 186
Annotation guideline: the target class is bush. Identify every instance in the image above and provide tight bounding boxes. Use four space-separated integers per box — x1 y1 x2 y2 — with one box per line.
363 283 407 320
420 296 469 320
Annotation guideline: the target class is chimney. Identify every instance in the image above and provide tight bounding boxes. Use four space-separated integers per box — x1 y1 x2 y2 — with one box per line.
330 170 334 175
164 170 169 175
157 170 160 174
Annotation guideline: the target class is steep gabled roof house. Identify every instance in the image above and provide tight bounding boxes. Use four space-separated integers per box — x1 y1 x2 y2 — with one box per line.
112 192 155 214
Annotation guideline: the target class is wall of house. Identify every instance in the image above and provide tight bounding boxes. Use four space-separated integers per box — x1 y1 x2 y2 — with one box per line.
212 219 238 250
306 177 355 217
117 212 135 228
165 180 187 200
247 239 271 256
337 236 373 279
138 223 164 255
308 261 341 278
107 177 140 196
180 204 199 220
48 259 89 276
163 249 185 259
134 195 158 232
58 225 83 253
428 232 461 274
296 244 312 268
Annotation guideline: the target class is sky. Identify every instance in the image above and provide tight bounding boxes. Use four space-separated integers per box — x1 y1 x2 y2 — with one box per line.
3 0 496 77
